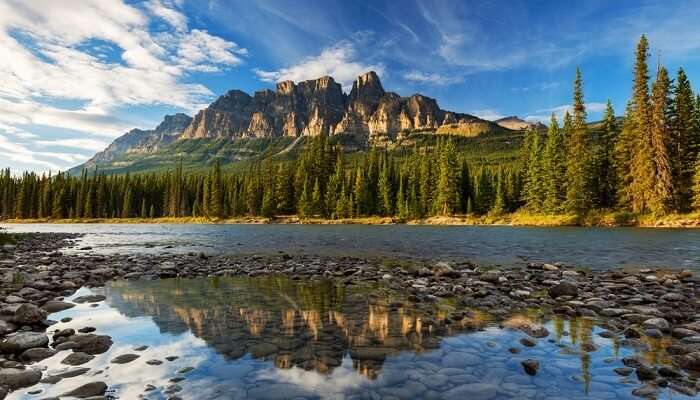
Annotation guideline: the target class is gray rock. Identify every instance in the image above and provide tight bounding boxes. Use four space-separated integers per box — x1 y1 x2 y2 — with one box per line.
0 332 49 353
42 301 75 313
521 359 539 375
68 334 112 354
642 317 670 332
0 320 16 335
433 262 460 278
20 347 56 362
548 282 578 298
61 381 107 398
0 367 42 389
110 354 139 364
12 304 46 324
61 352 94 366
72 295 106 304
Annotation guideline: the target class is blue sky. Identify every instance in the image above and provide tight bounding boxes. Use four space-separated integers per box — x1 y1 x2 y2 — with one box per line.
1 0 700 173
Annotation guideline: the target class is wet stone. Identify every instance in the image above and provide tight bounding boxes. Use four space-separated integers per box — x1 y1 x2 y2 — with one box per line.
110 354 140 364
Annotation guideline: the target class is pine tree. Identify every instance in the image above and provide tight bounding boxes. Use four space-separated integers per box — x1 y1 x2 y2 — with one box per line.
693 156 700 210
648 66 674 214
491 172 506 215
543 114 565 211
629 35 655 213
378 159 393 216
298 180 312 218
614 101 636 209
564 67 593 213
670 68 698 211
121 185 134 218
522 128 544 211
596 100 618 208
434 140 459 216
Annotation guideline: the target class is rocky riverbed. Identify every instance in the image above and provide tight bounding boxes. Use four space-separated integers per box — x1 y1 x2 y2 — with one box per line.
0 233 699 399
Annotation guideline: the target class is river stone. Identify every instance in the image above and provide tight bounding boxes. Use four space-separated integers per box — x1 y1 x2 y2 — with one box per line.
433 262 460 278
72 295 106 304
68 334 112 354
521 359 539 375
12 304 46 324
42 301 75 313
61 381 107 398
643 318 670 332
61 352 94 366
0 367 42 389
548 282 578 298
52 367 90 379
20 347 56 362
442 383 498 400
110 354 140 364
0 320 17 335
0 331 49 353
677 352 700 371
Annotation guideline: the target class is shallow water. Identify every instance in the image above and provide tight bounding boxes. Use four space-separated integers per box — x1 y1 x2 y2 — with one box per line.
9 277 694 399
2 223 700 269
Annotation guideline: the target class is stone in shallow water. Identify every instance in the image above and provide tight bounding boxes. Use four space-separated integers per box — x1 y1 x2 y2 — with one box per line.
0 331 49 352
19 347 56 362
41 300 75 313
110 353 140 364
67 334 112 354
12 303 46 324
0 367 42 389
61 381 107 398
521 359 539 375
72 294 106 304
61 352 94 366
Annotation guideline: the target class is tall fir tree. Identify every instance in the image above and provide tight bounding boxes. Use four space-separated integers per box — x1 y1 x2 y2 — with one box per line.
596 100 618 208
434 140 459 216
564 67 593 213
543 114 566 211
628 35 656 213
648 66 674 214
670 68 698 211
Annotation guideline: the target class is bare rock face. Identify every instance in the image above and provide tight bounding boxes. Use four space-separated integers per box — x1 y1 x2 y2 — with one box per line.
179 71 502 142
77 71 507 171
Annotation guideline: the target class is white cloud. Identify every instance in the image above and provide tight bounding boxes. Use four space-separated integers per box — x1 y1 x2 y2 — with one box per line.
34 138 110 152
146 0 188 31
470 109 507 121
525 102 607 123
0 0 247 173
403 70 464 86
255 41 384 90
512 82 561 92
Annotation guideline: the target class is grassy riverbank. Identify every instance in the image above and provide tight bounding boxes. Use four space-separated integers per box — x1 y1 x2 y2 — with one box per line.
2 210 699 227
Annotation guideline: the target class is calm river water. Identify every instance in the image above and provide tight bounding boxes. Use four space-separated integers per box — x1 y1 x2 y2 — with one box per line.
2 223 699 269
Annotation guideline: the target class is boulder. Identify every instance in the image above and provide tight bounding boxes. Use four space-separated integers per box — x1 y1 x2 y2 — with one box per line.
67 334 113 354
61 381 107 398
42 300 75 313
19 347 56 362
548 282 578 298
0 332 49 353
12 304 46 324
0 367 42 389
521 359 539 375
433 262 460 278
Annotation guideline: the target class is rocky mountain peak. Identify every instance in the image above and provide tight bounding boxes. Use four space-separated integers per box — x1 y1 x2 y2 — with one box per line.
155 113 193 136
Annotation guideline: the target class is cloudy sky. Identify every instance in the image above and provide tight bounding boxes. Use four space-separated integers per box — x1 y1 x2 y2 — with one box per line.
1 0 699 173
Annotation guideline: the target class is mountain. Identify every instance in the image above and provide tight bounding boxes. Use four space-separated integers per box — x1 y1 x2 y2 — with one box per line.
75 113 192 173
494 116 546 131
71 72 510 174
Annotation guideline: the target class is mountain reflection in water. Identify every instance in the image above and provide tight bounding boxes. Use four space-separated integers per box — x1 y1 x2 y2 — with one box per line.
103 276 481 380
12 276 694 400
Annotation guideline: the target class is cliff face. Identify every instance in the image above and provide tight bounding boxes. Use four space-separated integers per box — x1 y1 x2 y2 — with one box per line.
74 72 509 174
180 71 502 142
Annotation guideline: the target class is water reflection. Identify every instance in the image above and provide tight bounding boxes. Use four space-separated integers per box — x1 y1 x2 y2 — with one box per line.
102 276 468 380
10 277 696 399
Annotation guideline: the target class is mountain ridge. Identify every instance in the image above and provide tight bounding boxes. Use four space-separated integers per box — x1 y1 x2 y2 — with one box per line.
71 71 515 174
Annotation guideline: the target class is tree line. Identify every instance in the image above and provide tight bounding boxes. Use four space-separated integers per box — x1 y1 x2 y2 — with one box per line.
1 35 700 220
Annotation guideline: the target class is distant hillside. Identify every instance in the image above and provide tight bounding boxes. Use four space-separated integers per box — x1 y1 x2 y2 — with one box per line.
70 72 512 175
494 116 546 131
